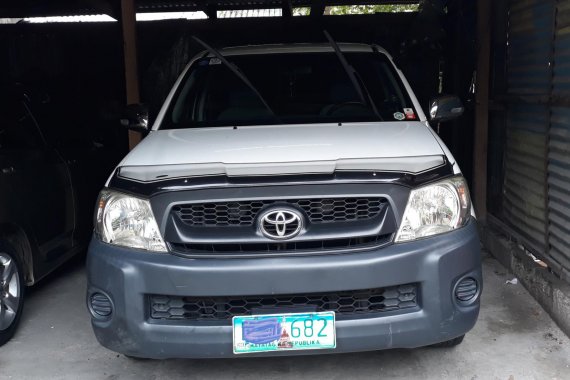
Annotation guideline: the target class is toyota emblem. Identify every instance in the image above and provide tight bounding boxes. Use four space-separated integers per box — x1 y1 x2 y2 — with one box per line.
258 209 303 240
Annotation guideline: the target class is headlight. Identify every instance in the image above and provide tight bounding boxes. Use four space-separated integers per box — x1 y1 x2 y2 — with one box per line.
95 189 167 252
395 176 471 243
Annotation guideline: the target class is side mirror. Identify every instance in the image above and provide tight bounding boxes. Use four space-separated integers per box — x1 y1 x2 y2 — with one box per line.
120 104 149 133
429 95 465 123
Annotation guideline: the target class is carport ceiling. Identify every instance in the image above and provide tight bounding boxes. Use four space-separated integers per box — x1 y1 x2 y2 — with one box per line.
0 0 422 18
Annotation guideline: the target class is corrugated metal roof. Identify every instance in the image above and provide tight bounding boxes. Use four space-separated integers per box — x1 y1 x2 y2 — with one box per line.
0 0 422 18
137 0 420 12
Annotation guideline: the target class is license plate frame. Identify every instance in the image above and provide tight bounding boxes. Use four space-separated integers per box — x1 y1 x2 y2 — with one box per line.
232 311 336 354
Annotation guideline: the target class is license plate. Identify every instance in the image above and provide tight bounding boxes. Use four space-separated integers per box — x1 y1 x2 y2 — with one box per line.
232 312 336 354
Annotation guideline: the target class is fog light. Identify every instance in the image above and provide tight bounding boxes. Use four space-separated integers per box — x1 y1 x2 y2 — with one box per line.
90 293 113 317
455 278 478 302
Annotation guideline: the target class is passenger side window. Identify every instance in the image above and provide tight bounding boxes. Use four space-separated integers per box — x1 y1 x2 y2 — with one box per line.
0 100 44 150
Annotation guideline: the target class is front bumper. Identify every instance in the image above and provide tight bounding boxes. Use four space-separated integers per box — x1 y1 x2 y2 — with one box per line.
87 220 482 359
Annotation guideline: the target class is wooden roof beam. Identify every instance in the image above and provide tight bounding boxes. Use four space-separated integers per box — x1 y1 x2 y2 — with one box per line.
282 0 292 17
310 0 325 17
85 0 120 19
204 3 217 19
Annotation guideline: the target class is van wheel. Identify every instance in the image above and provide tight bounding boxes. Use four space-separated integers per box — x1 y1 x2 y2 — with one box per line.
430 335 465 348
0 241 25 347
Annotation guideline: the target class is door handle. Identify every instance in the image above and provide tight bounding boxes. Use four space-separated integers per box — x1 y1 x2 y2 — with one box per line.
1 167 15 175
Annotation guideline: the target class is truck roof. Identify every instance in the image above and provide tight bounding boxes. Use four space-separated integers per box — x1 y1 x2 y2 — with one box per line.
209 43 391 57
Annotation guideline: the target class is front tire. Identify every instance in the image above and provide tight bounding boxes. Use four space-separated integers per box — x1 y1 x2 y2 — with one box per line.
430 334 465 348
0 241 25 347
124 354 152 361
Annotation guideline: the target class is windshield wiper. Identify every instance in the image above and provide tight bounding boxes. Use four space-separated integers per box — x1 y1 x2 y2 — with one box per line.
192 36 280 122
323 30 383 121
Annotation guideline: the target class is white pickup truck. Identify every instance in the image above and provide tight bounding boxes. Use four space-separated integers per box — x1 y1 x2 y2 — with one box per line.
87 39 481 359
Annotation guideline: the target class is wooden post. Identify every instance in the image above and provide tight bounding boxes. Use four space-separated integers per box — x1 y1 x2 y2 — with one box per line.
120 0 142 149
473 0 491 221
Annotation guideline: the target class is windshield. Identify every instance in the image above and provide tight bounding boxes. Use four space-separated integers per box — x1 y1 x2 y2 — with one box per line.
161 51 417 129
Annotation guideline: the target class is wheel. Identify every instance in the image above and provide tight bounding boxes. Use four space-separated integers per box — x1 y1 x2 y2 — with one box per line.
0 241 25 347
430 335 465 348
124 354 151 361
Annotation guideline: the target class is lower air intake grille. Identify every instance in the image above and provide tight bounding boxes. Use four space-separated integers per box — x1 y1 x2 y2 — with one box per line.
149 284 418 322
169 233 392 255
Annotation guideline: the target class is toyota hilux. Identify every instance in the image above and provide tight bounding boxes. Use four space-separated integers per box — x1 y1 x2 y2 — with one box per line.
87 37 482 359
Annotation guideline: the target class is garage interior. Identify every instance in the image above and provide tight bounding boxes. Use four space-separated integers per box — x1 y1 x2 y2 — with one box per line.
0 0 569 377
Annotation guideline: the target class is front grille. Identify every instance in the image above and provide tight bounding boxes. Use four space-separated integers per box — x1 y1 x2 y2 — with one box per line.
170 233 392 255
172 198 385 227
149 284 418 322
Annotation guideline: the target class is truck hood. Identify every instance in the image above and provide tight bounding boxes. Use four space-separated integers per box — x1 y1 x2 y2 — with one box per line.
118 122 445 182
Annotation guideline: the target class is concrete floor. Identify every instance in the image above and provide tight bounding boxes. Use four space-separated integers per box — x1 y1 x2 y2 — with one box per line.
1 254 569 380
